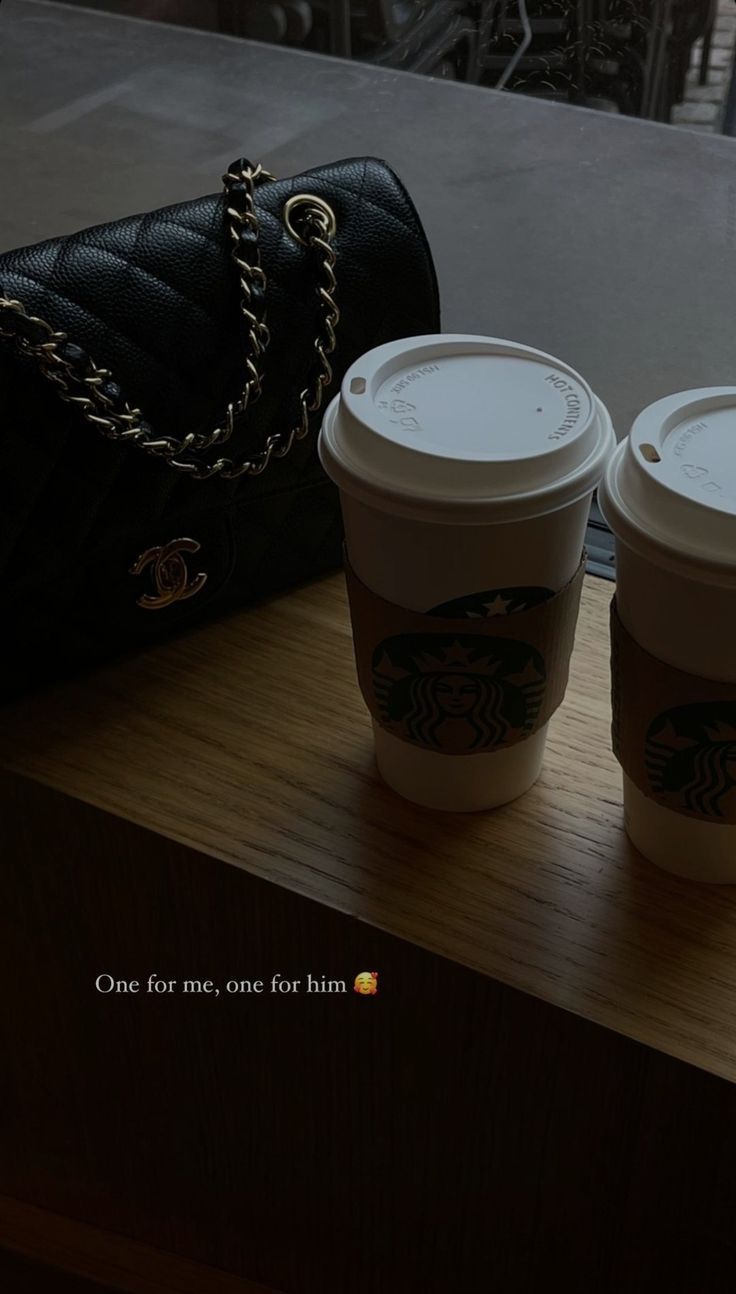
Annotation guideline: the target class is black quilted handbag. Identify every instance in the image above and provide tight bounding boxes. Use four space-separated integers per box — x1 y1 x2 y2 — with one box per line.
0 156 440 699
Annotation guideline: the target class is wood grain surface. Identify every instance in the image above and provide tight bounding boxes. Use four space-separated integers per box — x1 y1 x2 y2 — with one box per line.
4 787 736 1293
2 575 736 1082
0 1196 281 1294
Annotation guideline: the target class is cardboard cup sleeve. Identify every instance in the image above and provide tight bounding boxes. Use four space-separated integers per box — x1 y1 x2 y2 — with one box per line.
611 599 736 825
344 552 586 757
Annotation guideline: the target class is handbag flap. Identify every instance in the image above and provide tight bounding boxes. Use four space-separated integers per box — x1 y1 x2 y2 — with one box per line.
0 157 440 450
0 156 440 698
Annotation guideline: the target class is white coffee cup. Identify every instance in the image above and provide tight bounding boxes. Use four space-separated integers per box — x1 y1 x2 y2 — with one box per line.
319 334 615 810
599 388 736 880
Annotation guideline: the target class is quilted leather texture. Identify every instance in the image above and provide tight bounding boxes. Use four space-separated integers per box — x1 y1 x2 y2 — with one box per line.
0 157 440 697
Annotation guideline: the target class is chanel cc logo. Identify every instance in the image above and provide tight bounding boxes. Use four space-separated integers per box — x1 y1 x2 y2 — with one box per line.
130 538 208 610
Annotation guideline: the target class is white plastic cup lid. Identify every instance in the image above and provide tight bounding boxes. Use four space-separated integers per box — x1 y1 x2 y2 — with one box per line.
318 335 615 523
598 387 736 582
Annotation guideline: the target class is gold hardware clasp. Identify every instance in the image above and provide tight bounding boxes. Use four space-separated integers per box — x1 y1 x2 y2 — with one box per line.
130 538 208 610
283 193 337 246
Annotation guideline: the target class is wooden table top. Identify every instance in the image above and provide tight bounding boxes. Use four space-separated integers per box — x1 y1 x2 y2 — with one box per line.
3 573 736 1084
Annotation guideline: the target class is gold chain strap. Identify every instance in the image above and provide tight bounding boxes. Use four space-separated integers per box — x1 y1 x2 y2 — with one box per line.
0 161 339 481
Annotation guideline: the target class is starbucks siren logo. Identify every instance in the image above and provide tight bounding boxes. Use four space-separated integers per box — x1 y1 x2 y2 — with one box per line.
646 702 736 818
371 632 546 753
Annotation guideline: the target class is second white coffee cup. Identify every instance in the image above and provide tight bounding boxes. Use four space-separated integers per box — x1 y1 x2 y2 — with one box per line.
319 334 615 810
599 387 736 880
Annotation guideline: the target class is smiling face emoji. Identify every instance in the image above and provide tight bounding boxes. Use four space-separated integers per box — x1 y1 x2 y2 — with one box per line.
354 971 378 996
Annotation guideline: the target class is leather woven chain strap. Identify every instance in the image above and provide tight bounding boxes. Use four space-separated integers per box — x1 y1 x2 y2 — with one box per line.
0 159 340 480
